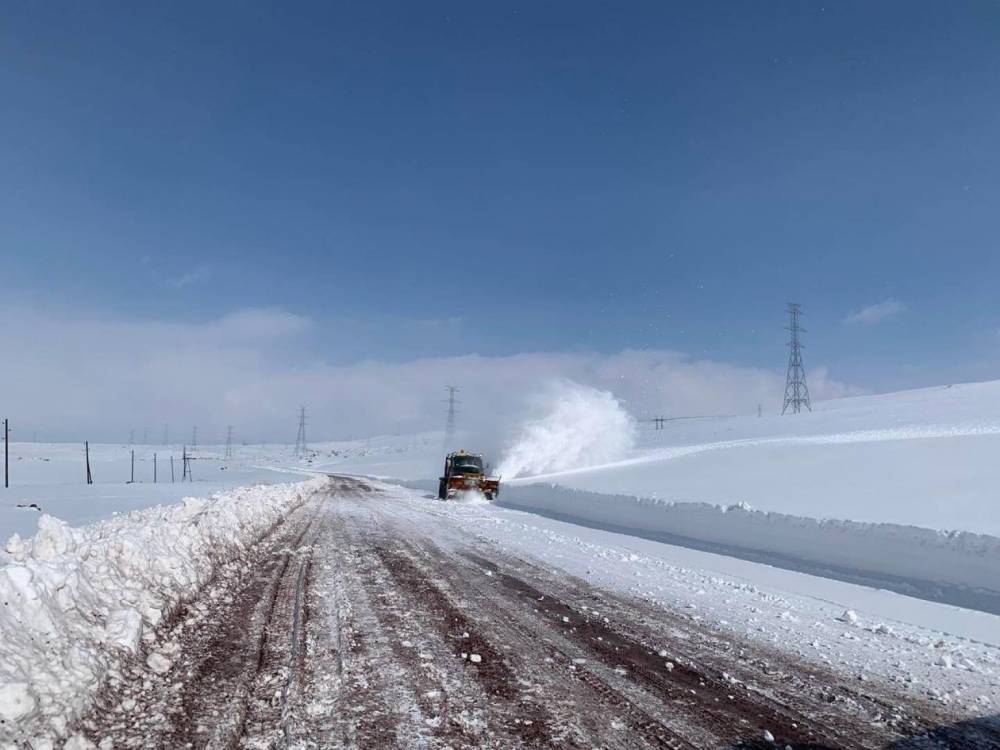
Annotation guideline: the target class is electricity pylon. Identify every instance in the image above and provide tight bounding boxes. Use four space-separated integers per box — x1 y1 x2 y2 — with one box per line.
782 303 812 415
294 406 307 458
444 386 459 449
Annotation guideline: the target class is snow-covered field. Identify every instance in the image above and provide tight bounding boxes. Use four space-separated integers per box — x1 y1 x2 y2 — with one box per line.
518 381 1000 534
0 441 318 543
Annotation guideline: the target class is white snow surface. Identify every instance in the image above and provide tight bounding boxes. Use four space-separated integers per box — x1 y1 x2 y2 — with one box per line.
0 441 317 543
315 380 1000 535
507 380 1000 535
0 476 327 742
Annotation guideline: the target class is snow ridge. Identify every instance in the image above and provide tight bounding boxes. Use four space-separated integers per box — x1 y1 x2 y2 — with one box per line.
497 483 1000 611
0 476 328 743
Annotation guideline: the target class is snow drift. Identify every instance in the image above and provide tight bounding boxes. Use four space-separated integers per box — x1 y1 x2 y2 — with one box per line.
0 476 328 742
498 381 635 478
497 483 1000 614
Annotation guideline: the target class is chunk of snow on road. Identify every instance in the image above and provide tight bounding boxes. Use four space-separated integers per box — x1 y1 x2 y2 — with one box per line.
104 608 143 653
0 683 36 722
838 609 859 625
145 652 171 675
469 653 482 663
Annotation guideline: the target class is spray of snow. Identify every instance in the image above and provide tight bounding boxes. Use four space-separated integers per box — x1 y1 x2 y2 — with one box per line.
498 381 636 479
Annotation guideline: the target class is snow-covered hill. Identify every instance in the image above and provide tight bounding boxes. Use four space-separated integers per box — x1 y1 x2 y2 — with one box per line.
321 381 1000 612
513 380 1000 535
318 381 1000 536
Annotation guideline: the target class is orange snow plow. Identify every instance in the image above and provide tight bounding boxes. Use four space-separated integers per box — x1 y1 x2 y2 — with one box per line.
437 450 500 500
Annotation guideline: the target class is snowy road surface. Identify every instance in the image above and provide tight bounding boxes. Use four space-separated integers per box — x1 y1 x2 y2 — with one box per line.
75 477 1000 748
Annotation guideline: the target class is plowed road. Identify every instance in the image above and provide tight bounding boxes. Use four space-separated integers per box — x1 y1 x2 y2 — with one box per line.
77 477 1000 749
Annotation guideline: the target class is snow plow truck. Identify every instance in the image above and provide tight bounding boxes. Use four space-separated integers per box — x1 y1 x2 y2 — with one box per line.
438 450 500 500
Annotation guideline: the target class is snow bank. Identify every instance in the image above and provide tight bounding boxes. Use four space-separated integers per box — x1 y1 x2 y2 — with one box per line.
0 476 328 742
497 483 1000 613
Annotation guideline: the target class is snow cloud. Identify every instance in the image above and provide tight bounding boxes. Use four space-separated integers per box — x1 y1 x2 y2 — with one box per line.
845 298 905 325
0 307 861 443
498 381 636 478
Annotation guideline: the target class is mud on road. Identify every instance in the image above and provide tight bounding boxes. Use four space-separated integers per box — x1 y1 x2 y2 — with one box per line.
76 477 1000 749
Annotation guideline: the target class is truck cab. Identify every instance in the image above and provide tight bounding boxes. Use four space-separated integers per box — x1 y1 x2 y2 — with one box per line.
438 450 500 500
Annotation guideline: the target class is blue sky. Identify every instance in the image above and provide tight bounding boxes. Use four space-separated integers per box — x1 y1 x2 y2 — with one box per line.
3 0 1000 425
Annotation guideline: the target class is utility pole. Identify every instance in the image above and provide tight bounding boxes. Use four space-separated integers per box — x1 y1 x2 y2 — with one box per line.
782 303 812 415
294 407 307 458
170 455 175 483
153 453 158 483
191 426 198 450
758 403 762 418
85 441 93 485
225 426 234 460
443 386 459 449
129 449 135 483
182 445 193 481
4 419 8 489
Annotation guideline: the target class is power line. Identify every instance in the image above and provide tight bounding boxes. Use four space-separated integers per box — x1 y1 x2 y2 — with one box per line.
645 414 734 430
782 303 812 415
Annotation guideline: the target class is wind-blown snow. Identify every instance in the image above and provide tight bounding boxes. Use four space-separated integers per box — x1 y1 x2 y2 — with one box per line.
0 476 327 743
498 381 635 478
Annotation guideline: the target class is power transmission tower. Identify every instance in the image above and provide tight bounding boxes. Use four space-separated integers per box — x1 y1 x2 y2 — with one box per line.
225 426 234 459
191 426 198 450
782 303 812 415
294 406 308 458
443 386 459 448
